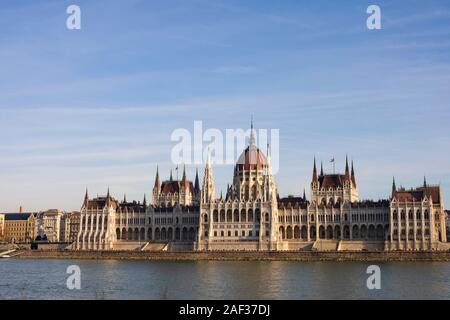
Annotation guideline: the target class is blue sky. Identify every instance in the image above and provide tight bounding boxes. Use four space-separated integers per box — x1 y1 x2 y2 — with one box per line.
1 0 450 212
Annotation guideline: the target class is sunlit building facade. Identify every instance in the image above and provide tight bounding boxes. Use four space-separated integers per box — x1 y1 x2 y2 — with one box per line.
75 125 448 251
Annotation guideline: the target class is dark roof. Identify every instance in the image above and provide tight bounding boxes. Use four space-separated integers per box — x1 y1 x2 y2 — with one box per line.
160 180 194 194
118 201 146 213
393 186 441 204
4 213 34 221
318 174 355 189
278 197 308 209
350 200 390 208
151 205 200 212
84 196 119 209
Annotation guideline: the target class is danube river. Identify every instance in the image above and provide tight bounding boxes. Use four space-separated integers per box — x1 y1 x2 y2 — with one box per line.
0 259 449 299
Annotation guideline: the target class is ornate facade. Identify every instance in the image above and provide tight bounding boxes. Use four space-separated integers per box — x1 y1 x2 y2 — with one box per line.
75 124 448 251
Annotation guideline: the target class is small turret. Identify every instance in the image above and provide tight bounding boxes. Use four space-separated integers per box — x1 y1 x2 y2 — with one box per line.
345 155 350 179
143 194 147 209
84 188 89 206
194 168 200 193
312 157 318 183
154 165 160 190
351 160 356 187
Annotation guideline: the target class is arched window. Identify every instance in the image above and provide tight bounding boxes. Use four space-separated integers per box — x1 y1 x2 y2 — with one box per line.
234 210 239 222
227 210 232 222
248 210 254 222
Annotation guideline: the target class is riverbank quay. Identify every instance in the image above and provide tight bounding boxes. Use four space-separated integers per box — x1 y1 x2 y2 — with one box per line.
10 250 450 262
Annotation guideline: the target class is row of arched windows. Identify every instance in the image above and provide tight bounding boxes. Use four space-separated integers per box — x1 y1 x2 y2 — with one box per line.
211 209 262 223
393 210 429 221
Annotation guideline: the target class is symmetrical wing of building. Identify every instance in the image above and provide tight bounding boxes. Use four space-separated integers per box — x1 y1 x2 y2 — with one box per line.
74 126 448 251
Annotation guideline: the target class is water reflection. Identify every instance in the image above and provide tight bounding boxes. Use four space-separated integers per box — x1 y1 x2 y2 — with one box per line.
0 260 449 300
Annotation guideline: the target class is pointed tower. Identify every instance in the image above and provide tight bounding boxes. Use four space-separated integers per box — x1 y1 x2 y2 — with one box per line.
154 166 160 189
143 194 147 210
423 176 427 188
106 188 112 207
123 194 127 204
351 160 356 187
152 166 161 206
249 116 256 147
392 177 397 196
169 169 173 181
303 188 307 202
320 161 324 176
312 157 318 183
311 157 319 202
194 168 200 193
345 155 350 179
84 188 89 207
202 149 216 204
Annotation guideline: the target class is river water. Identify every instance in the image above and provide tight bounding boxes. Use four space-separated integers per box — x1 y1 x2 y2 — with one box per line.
0 259 449 299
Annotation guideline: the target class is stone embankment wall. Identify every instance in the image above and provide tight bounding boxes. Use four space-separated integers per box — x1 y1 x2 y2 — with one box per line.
13 250 450 262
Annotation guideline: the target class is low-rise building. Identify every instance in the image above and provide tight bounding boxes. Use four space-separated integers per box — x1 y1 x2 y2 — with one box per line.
41 209 63 242
0 213 5 241
66 211 81 243
4 213 36 243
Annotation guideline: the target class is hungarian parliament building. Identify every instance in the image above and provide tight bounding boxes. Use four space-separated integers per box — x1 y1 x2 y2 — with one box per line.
75 126 448 252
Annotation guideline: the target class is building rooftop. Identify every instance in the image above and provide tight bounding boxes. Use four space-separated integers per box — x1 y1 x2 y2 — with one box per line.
4 213 34 221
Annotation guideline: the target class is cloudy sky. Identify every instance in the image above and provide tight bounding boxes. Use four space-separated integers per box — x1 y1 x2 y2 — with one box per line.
1 0 450 212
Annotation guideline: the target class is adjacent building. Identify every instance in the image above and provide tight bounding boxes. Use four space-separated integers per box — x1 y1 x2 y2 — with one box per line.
4 213 37 243
0 213 4 241
40 209 63 242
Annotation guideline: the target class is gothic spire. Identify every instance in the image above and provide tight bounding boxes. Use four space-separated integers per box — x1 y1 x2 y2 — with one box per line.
320 161 324 176
194 167 200 192
303 188 306 202
423 176 427 188
170 169 173 181
351 160 356 186
154 165 160 189
143 194 147 209
182 165 187 182
123 194 127 203
249 116 256 146
312 157 318 182
345 155 350 177
392 177 397 195
84 188 89 205
202 148 215 203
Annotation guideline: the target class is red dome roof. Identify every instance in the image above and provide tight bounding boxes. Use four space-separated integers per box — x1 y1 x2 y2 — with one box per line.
236 145 267 170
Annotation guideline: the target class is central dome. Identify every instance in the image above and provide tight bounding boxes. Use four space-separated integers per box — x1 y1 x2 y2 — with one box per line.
236 144 268 170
